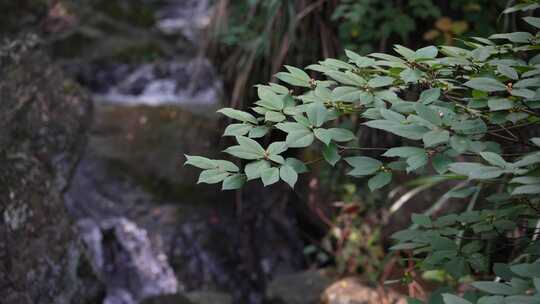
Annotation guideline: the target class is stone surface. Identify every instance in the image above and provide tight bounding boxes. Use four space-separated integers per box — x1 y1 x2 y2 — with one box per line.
0 35 98 304
77 217 180 303
321 277 407 304
266 270 333 304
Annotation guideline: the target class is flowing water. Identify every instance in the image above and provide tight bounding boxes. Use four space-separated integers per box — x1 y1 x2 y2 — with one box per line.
64 2 306 303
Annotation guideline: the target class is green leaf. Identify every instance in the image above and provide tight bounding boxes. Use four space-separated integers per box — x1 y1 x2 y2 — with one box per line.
471 282 519 295
523 16 540 29
512 184 540 195
400 68 423 83
261 167 280 186
276 122 308 134
488 99 513 111
265 111 286 122
279 165 298 188
364 120 428 140
237 136 265 154
532 138 540 147
444 256 469 279
423 130 450 147
215 160 239 172
314 128 332 145
412 213 432 227
217 108 258 124
323 143 341 166
497 65 518 80
185 155 216 169
490 32 533 43
224 123 253 137
452 119 487 135
222 174 246 190
464 78 507 92
442 294 473 304
368 76 394 88
415 46 438 59
345 156 382 176
406 153 429 172
198 170 230 184
275 72 310 87
477 296 504 304
328 128 356 142
383 147 425 158
380 109 406 122
510 262 540 278
267 141 287 155
450 136 470 153
432 153 452 174
249 126 269 138
415 104 442 126
306 103 328 127
504 296 540 304
431 236 457 251
224 145 263 160
245 160 271 180
479 152 507 168
394 45 416 60
285 158 308 173
286 129 315 148
368 172 392 191
268 154 285 164
419 88 441 104
258 86 285 110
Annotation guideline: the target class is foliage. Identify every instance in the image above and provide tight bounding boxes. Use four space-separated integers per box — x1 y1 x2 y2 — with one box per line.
333 0 508 54
211 0 509 107
188 2 540 301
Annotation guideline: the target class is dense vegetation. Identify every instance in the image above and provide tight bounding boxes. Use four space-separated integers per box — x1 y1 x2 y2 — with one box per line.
187 1 540 303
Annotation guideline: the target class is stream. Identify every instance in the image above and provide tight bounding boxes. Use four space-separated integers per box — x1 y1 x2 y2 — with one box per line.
63 1 307 303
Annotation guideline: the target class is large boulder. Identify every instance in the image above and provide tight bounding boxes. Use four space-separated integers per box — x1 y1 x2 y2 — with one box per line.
0 35 97 304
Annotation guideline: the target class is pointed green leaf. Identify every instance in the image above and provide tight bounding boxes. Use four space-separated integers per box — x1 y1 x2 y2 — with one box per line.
198 170 230 184
261 167 280 186
217 108 258 124
222 174 246 190
345 156 382 176
185 155 217 169
279 165 298 188
442 294 473 304
223 124 253 137
415 103 442 126
267 141 287 155
368 172 392 191
245 160 271 180
464 78 507 92
323 143 341 166
286 129 315 148
306 103 328 127
423 130 450 147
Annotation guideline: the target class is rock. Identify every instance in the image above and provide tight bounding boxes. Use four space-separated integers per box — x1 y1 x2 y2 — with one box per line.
321 277 407 304
77 217 180 303
0 35 98 303
266 270 333 304
186 291 233 304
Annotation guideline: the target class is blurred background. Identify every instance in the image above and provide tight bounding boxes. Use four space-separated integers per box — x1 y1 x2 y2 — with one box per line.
0 1 511 304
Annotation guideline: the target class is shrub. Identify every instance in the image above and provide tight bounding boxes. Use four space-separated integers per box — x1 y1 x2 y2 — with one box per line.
187 2 540 303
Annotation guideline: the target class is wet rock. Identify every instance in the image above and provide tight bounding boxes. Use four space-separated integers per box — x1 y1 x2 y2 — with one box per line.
321 277 407 304
0 35 97 304
266 270 333 304
77 217 180 303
